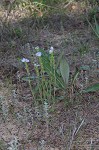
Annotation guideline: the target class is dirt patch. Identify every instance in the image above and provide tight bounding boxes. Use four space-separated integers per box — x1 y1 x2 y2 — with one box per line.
0 1 99 149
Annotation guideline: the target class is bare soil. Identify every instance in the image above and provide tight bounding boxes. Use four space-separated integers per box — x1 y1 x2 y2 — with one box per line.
0 1 99 150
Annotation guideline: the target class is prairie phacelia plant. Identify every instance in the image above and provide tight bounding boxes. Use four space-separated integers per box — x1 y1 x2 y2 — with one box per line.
21 46 99 105
21 46 77 104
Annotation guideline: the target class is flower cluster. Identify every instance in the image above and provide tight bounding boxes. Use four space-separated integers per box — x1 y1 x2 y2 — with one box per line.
49 46 54 54
35 46 54 57
36 52 42 57
21 58 29 63
34 63 40 67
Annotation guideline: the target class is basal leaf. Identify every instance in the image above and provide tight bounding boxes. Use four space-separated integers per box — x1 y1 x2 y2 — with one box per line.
59 57 69 85
71 67 79 85
83 83 99 93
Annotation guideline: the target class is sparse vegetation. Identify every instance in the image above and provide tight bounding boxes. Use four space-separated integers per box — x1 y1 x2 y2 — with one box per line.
0 0 99 149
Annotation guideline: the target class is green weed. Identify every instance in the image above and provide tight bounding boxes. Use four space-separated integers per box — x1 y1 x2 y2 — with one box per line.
87 15 99 38
21 47 81 105
78 43 89 56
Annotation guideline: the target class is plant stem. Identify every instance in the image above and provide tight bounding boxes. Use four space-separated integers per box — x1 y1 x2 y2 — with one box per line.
25 62 35 100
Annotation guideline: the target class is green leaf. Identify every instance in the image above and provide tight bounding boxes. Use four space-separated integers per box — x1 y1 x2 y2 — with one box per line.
83 83 99 93
22 75 49 81
56 51 64 68
71 67 79 85
80 65 90 71
94 16 99 35
59 57 69 85
87 17 99 38
22 76 38 81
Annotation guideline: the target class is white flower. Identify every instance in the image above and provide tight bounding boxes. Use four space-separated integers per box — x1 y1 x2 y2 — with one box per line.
36 52 42 57
21 58 29 63
35 46 39 50
34 63 40 67
49 46 54 54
